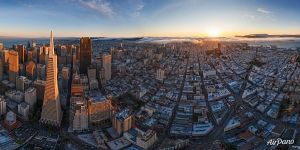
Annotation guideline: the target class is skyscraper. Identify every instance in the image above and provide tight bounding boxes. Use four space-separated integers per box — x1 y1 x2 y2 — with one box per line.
25 87 37 111
0 96 6 116
112 108 134 136
62 67 70 92
16 44 25 64
26 60 36 80
40 31 62 127
102 54 111 82
16 76 27 92
0 59 3 81
8 50 19 83
79 37 92 74
36 64 46 80
0 43 3 50
33 79 46 100
88 67 98 90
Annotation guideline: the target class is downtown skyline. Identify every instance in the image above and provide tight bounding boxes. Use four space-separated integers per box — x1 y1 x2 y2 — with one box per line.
1 0 300 38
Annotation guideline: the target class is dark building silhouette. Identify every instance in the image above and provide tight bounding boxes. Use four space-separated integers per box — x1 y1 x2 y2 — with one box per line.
16 44 25 64
79 37 92 74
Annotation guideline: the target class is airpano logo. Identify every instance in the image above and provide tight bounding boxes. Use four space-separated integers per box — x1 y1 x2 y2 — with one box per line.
267 138 294 146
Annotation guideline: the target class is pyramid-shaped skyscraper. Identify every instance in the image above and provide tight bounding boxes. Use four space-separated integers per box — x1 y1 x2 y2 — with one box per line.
40 31 62 127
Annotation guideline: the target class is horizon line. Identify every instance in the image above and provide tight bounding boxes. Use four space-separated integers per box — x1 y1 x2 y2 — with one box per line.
1 34 300 39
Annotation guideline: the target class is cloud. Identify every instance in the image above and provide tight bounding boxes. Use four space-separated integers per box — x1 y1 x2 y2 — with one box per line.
131 3 144 17
244 14 256 20
257 8 271 14
125 0 144 17
138 37 200 44
79 0 114 18
77 0 145 18
152 2 182 17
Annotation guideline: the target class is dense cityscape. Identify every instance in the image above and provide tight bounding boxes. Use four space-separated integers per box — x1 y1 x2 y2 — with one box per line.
1 0 300 150
0 32 299 150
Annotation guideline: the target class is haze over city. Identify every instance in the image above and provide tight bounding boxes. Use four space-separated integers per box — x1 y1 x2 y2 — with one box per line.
1 0 300 37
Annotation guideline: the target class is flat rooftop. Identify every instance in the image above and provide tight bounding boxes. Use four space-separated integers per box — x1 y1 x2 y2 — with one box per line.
107 137 131 150
87 91 107 103
116 108 131 121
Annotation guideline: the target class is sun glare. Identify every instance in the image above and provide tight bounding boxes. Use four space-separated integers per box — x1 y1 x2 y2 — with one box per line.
207 27 220 37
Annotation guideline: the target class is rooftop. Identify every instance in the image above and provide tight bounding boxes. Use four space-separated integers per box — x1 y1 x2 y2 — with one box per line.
107 137 131 150
87 91 107 103
116 108 131 121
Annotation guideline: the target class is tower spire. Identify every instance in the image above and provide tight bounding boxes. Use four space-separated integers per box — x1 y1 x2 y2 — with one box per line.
50 30 54 55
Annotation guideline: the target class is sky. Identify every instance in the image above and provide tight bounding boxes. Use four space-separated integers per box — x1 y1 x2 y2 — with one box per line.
0 0 300 37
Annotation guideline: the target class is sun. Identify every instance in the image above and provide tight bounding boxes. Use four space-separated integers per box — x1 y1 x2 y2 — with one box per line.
207 27 220 37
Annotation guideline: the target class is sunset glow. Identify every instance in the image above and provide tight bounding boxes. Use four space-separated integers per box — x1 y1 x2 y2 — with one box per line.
0 0 299 37
207 27 221 37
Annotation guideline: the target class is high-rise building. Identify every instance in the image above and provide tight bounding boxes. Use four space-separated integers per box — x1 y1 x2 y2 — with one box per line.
36 64 46 80
95 55 102 71
18 102 30 120
80 75 89 91
8 50 19 83
0 96 6 116
62 67 70 92
39 46 49 64
71 73 83 95
66 45 73 55
62 67 70 80
32 47 38 62
79 37 92 74
88 67 96 80
40 31 62 127
0 43 3 50
0 59 3 81
102 54 111 82
99 68 106 86
88 67 98 90
27 51 33 61
1 50 9 75
59 45 67 56
26 60 36 80
75 45 80 62
27 41 31 49
24 79 32 91
16 44 25 64
3 50 10 64
88 94 111 125
71 96 88 131
33 79 46 100
72 51 77 66
25 87 37 110
16 76 27 92
112 108 134 136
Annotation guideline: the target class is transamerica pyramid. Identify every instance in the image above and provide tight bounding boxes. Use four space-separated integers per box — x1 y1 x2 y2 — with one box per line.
40 31 62 127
